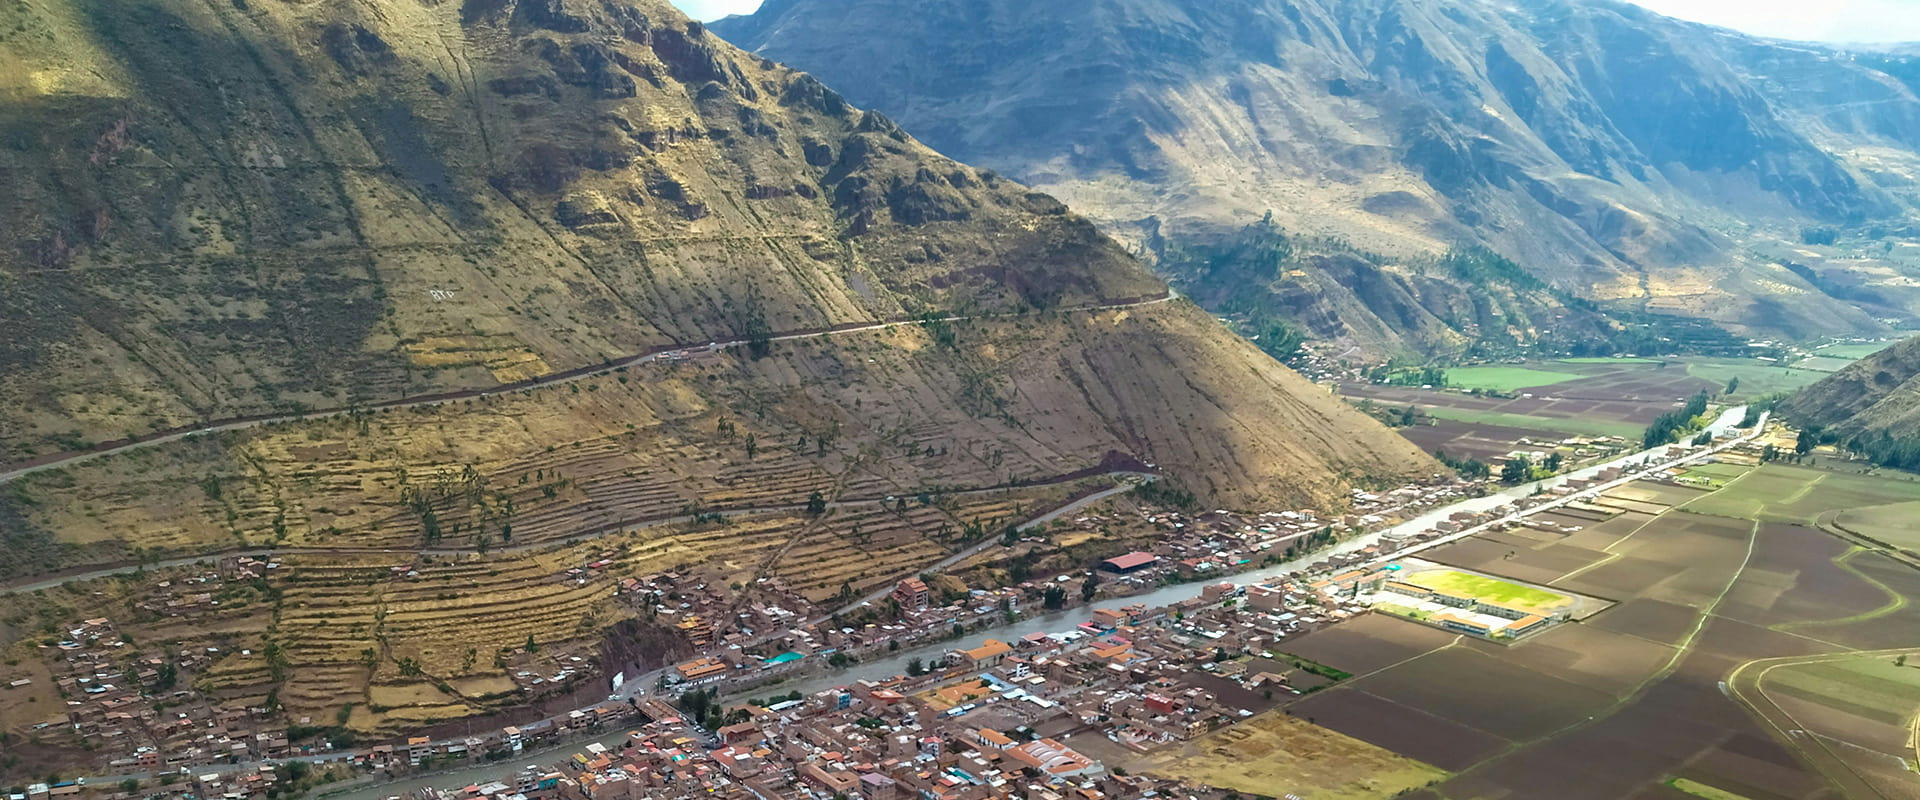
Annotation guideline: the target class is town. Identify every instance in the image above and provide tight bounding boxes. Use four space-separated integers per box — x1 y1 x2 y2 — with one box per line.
1 410 1775 800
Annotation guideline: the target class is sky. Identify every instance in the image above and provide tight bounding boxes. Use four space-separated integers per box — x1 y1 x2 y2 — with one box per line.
668 0 1920 42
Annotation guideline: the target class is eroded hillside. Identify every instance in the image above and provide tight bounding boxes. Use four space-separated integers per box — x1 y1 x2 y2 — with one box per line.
715 0 1920 353
0 0 1436 574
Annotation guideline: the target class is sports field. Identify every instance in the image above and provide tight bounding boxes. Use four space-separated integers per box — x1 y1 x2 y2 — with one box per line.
1404 569 1568 610
1445 366 1586 392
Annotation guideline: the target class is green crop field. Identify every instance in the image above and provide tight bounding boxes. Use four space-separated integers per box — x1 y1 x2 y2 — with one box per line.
1681 359 1827 399
1404 569 1568 610
1814 342 1900 360
1558 357 1663 365
1790 356 1855 373
1445 367 1587 392
1419 407 1644 440
1765 657 1920 728
1666 778 1755 800
1685 464 1920 525
1373 603 1434 621
1835 501 1920 550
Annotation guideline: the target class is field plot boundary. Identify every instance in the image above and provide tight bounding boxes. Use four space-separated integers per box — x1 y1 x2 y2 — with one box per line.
1728 649 1920 800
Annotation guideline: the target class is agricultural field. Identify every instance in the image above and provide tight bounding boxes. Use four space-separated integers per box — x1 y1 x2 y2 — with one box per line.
1739 652 1920 800
1275 462 1920 799
1136 708 1446 800
1682 358 1829 399
1833 501 1920 552
1392 417 1575 462
1677 462 1754 489
1811 342 1902 360
1344 358 1727 451
1682 463 1920 526
1443 367 1587 392
1789 356 1855 373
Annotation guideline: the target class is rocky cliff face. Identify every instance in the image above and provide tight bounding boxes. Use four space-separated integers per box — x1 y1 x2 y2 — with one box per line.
715 0 1920 352
0 0 1440 578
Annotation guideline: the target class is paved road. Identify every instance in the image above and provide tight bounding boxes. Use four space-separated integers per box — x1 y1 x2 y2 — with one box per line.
0 293 1177 486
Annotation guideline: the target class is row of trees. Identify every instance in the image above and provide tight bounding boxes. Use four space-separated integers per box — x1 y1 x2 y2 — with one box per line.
1642 391 1711 448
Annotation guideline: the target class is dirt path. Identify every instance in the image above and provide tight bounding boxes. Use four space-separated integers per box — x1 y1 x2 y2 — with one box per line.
0 292 1176 485
0 470 1156 595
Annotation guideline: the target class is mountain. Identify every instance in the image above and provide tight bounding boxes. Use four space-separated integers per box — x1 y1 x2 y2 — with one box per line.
713 0 1920 356
0 0 1438 581
1784 334 1920 465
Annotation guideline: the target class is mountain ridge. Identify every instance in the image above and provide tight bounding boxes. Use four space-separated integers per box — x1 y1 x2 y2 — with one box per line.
0 0 1439 584
713 0 1920 354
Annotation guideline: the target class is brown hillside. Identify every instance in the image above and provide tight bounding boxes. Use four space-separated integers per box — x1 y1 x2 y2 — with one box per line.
0 0 1436 579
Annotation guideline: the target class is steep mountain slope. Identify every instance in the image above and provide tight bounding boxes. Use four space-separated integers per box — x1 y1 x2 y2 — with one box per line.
0 0 1437 579
1784 334 1920 462
714 0 1920 352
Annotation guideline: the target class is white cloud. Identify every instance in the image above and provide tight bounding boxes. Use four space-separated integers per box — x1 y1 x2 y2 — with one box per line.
669 0 765 22
1622 0 1920 43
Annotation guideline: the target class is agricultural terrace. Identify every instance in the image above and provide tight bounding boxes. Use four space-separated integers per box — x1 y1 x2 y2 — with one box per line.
1267 459 1920 799
1401 569 1569 612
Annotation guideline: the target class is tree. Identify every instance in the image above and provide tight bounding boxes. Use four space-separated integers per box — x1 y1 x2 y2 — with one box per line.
1761 444 1780 462
1042 585 1067 610
1080 572 1100 603
906 657 926 676
744 434 757 460
1500 456 1532 485
806 490 827 516
525 634 540 653
1725 376 1740 396
1795 426 1821 456
1543 452 1564 473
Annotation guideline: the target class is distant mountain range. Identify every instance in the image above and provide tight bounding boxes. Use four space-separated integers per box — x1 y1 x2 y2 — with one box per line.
715 0 1920 357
